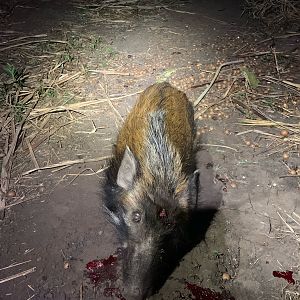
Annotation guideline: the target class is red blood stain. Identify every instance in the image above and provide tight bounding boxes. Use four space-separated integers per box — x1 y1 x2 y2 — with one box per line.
273 270 295 284
86 255 118 285
104 287 126 300
186 282 235 300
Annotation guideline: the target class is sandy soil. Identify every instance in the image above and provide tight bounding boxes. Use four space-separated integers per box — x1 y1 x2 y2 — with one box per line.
0 0 299 299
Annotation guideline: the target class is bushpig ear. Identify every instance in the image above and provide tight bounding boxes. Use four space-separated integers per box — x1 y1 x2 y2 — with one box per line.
176 170 200 209
117 146 138 190
188 169 200 209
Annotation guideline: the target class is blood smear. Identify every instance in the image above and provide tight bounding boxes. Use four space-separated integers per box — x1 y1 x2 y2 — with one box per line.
86 255 118 285
272 270 295 284
186 282 235 300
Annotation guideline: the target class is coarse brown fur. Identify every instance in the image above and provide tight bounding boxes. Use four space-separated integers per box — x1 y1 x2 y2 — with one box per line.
115 82 195 172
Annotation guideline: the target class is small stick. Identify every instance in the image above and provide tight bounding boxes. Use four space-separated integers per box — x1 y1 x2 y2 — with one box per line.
75 120 105 134
282 80 300 89
194 60 244 107
1 96 39 213
258 33 300 44
25 138 39 169
163 7 196 15
271 47 280 78
22 156 111 176
28 285 35 292
237 51 282 58
0 196 36 211
101 77 124 122
222 76 239 98
0 267 36 284
292 212 300 221
277 211 294 233
232 44 248 55
107 99 124 122
190 79 224 89
67 167 108 185
285 212 300 227
0 39 68 52
199 143 239 152
0 34 47 45
236 129 280 138
30 90 143 119
0 260 31 271
80 283 83 300
232 98 268 120
89 69 131 76
279 174 300 178
263 76 300 94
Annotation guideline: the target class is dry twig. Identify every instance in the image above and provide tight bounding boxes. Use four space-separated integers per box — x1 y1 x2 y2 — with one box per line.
0 260 31 271
0 267 36 284
194 60 244 107
0 39 68 52
199 143 239 152
0 94 39 215
22 156 111 176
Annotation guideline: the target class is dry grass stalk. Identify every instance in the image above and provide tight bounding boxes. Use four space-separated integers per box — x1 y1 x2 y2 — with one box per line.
271 47 281 78
237 50 282 58
0 95 39 216
0 34 47 46
258 33 300 44
0 260 31 271
66 166 108 185
194 60 244 107
233 98 268 120
239 119 300 133
29 90 142 119
236 129 280 138
25 138 39 169
199 143 239 152
1 196 37 211
263 76 300 95
89 69 131 76
164 7 196 15
0 39 68 52
75 120 105 134
22 155 111 176
55 71 82 86
0 267 36 284
80 283 83 300
277 211 294 233
276 207 300 245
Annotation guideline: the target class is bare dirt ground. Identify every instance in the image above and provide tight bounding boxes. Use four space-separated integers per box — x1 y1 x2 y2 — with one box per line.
0 0 299 299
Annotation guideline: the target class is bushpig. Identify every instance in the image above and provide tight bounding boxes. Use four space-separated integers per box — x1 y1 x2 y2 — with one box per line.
104 82 198 299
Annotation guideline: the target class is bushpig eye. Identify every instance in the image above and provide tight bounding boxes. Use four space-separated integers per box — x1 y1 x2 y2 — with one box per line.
132 211 142 223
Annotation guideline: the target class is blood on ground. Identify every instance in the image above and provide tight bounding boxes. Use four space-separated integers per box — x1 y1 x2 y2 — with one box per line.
185 282 235 300
85 254 126 299
86 254 118 284
272 270 295 285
